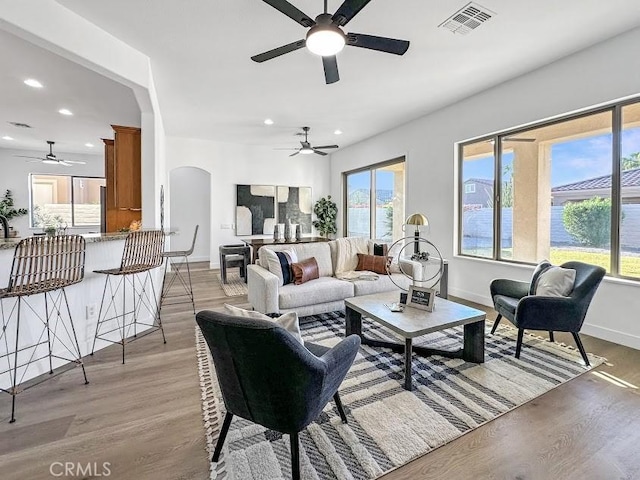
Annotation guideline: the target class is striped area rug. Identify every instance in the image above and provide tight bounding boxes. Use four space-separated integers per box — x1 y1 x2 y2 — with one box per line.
196 311 603 480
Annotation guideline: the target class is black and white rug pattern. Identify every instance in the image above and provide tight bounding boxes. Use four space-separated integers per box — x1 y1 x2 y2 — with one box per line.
196 311 603 480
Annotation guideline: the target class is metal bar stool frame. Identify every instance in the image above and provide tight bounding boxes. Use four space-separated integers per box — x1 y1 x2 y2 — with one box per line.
160 225 199 315
0 235 89 423
91 230 166 364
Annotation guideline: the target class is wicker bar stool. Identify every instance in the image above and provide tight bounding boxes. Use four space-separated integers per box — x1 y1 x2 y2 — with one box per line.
160 225 199 316
0 235 89 423
91 230 166 364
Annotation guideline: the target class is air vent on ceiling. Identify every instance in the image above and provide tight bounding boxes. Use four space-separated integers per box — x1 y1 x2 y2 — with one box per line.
8 121 32 129
439 2 495 35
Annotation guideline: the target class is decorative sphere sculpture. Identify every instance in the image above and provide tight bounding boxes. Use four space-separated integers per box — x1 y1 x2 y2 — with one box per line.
385 236 444 292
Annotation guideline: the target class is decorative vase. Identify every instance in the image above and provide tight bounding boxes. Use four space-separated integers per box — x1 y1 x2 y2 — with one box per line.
284 222 292 241
273 223 280 241
295 224 301 241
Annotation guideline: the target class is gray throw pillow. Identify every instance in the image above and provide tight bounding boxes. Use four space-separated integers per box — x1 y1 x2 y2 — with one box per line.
223 304 304 345
530 260 552 295
535 266 576 297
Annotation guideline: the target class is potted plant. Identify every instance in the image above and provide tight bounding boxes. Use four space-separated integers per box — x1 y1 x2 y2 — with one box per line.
0 190 28 237
312 195 338 238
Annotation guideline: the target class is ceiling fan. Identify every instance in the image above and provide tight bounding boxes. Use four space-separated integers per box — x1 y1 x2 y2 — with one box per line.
251 0 410 84
15 141 87 167
278 127 339 156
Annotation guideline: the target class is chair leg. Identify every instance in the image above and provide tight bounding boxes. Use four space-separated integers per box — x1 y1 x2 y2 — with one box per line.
290 432 300 480
212 412 233 462
333 392 348 424
572 332 590 367
490 314 502 334
515 328 524 358
549 331 555 342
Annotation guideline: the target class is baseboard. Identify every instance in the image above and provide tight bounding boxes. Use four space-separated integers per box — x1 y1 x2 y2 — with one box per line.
188 255 209 263
581 323 640 351
448 287 493 308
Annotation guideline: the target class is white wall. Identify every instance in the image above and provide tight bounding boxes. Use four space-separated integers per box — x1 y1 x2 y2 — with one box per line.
330 27 640 350
166 136 331 268
169 166 211 261
0 147 103 235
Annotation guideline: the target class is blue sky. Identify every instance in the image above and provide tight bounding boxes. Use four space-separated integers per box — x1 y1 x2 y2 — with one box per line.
464 126 640 187
347 170 394 191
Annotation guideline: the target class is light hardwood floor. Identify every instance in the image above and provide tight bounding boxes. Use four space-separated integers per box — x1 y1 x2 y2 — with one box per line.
1 263 639 479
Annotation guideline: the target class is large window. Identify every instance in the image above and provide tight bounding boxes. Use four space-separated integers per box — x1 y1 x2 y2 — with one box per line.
458 98 640 279
344 158 405 241
31 174 105 227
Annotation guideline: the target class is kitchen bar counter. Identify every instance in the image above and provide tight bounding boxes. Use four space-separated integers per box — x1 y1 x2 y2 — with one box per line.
0 231 174 250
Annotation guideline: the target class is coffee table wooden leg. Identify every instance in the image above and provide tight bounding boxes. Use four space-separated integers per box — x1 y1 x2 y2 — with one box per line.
404 337 413 391
463 320 485 363
345 306 362 338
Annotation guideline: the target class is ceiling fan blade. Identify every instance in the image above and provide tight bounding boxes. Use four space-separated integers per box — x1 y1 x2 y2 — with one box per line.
261 0 316 27
332 0 372 27
313 149 328 156
59 161 73 167
347 33 410 55
322 55 340 84
14 155 44 160
251 39 306 63
289 151 300 157
274 148 300 150
61 160 87 164
313 145 339 149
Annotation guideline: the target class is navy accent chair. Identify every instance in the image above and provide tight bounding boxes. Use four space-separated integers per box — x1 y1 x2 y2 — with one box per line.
489 261 605 366
195 310 361 480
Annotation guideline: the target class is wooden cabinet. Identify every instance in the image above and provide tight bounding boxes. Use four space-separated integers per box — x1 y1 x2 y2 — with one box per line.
104 125 142 232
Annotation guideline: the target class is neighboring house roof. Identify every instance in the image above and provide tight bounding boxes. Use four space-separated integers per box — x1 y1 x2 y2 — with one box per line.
464 178 493 187
552 167 640 192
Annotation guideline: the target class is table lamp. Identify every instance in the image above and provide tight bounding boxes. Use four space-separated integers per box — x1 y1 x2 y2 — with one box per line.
405 213 429 254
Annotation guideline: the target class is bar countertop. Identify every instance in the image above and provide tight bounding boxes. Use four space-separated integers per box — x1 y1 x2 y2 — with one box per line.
0 231 163 251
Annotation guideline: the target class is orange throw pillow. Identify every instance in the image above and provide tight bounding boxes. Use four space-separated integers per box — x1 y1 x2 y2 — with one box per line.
291 257 320 285
356 253 390 275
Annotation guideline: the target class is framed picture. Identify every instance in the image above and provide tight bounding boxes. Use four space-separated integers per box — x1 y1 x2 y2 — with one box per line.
236 185 276 236
406 285 436 312
277 186 312 233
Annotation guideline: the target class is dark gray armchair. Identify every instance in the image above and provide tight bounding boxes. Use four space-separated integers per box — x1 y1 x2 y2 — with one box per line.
490 261 605 365
195 310 361 480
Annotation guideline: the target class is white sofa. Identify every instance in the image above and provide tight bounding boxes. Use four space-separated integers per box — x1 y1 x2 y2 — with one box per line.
247 239 414 316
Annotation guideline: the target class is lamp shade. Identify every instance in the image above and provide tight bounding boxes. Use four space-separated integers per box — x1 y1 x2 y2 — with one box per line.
405 213 429 227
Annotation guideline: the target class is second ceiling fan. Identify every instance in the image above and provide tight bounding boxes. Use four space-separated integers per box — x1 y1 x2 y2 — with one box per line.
281 127 338 156
252 0 410 84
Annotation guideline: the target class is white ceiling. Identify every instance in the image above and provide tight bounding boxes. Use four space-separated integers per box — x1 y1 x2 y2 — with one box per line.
5 1 640 154
0 28 140 154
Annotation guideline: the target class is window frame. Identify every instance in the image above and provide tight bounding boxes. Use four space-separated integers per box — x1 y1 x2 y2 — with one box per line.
29 173 106 228
342 156 406 239
457 96 640 280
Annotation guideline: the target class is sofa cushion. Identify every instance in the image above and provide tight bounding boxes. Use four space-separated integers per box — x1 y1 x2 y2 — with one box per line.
279 277 354 309
355 253 390 274
260 248 298 286
352 273 411 296
333 237 370 275
292 257 320 285
259 242 333 278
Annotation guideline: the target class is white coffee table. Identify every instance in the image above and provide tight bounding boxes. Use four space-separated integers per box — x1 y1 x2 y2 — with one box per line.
344 291 486 391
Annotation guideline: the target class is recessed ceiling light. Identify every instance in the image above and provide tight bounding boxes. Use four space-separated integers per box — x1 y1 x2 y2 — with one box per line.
334 129 343 135
264 118 274 125
2 136 14 140
58 108 73 116
85 143 94 148
24 78 43 88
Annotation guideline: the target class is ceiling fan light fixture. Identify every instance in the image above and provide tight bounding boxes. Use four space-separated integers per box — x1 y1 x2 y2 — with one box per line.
300 147 314 155
306 25 345 56
42 159 59 165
